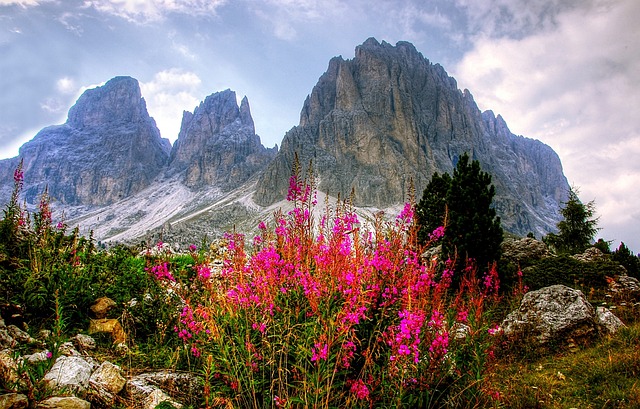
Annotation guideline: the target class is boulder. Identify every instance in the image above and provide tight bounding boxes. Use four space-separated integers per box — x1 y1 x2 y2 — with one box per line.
608 275 640 300
501 237 550 263
502 285 598 344
90 297 116 319
88 318 127 345
43 356 95 394
88 361 126 406
36 397 90 409
0 393 28 409
571 247 606 262
596 306 625 335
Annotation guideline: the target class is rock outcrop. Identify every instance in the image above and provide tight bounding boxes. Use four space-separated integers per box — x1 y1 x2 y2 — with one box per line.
0 76 171 206
254 38 569 237
501 284 624 345
169 89 276 191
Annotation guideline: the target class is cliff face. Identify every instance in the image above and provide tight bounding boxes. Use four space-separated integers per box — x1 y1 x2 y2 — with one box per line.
254 38 568 236
168 90 276 191
0 76 171 206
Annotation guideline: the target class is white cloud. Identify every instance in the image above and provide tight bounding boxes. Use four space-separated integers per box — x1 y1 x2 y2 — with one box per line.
40 97 65 114
249 0 348 41
83 0 227 23
56 77 76 94
453 0 640 249
140 69 202 142
0 0 44 7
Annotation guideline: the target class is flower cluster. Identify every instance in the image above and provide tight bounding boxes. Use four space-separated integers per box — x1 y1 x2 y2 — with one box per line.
149 173 502 408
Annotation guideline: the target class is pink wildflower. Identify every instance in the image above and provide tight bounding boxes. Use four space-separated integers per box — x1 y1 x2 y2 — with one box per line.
350 379 370 400
429 226 445 240
311 343 328 362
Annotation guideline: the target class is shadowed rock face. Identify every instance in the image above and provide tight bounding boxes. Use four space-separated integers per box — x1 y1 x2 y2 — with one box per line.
168 90 276 191
254 38 569 237
0 76 171 206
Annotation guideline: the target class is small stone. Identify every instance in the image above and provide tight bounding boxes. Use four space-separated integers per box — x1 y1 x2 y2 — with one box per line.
90 297 117 319
88 318 127 345
596 306 625 335
38 330 52 340
24 351 51 363
71 334 96 351
88 361 126 406
0 393 29 408
0 349 19 386
57 342 80 357
7 326 35 344
36 396 91 409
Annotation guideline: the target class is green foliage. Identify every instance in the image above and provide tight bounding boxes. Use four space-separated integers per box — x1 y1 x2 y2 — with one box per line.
593 238 612 254
611 242 640 279
544 188 599 255
416 153 503 273
522 254 618 291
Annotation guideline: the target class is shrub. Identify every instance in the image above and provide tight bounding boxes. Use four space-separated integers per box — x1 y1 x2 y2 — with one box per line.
522 255 619 292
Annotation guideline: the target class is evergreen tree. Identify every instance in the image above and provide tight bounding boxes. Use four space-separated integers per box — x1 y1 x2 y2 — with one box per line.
612 242 640 278
416 172 451 244
544 188 598 255
416 153 503 272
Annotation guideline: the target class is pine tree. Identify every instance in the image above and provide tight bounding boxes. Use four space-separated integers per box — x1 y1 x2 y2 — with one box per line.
544 188 598 255
416 153 503 272
612 242 640 278
416 172 451 244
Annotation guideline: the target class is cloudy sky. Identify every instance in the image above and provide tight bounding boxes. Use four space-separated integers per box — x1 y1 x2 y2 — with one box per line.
1 0 639 252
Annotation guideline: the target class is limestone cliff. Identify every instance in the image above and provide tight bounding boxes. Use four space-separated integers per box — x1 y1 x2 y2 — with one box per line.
254 38 569 236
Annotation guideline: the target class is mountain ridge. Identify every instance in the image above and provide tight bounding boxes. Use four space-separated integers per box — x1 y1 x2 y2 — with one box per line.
0 38 569 243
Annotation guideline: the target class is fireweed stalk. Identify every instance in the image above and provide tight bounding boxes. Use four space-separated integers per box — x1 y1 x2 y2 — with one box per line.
152 172 503 408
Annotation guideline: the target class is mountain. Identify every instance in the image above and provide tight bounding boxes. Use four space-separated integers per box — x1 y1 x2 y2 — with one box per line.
0 76 171 206
168 89 276 191
0 39 570 243
254 38 568 236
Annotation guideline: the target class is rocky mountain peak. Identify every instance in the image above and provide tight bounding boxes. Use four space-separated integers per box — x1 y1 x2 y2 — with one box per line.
67 76 150 129
0 76 170 206
169 90 275 190
254 38 569 237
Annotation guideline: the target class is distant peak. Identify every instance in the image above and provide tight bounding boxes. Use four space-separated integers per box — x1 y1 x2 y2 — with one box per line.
66 75 148 129
361 37 381 48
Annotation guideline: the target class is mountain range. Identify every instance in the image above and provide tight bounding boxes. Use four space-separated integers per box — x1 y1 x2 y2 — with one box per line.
0 38 569 245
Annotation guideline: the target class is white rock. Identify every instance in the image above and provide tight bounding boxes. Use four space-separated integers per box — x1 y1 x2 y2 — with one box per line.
596 306 626 335
43 356 95 394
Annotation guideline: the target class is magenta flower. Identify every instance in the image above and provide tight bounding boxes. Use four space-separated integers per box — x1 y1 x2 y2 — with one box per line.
350 379 370 400
311 343 328 362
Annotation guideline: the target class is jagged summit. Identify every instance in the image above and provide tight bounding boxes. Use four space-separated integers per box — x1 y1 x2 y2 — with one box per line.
254 38 568 236
67 76 155 129
169 89 276 190
0 77 170 206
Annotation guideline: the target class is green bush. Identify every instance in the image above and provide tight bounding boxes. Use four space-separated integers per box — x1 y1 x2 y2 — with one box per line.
523 255 620 292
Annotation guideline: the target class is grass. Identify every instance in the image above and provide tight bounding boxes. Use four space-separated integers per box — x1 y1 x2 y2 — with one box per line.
492 317 640 408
